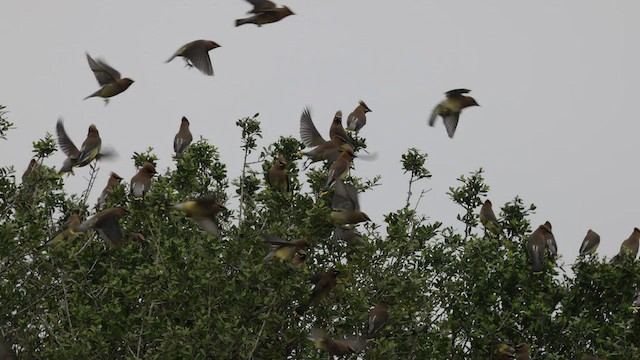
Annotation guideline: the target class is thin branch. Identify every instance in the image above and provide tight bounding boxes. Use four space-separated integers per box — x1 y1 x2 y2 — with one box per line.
80 161 100 205
61 273 74 333
247 307 271 359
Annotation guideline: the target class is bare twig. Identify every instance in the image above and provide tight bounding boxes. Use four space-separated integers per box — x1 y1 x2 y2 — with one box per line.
247 308 271 359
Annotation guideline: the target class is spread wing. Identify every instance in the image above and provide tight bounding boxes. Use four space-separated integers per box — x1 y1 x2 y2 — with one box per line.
332 179 359 211
86 53 121 85
56 118 80 157
300 108 325 147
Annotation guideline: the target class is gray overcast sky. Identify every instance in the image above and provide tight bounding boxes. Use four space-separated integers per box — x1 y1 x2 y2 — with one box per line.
0 1 638 267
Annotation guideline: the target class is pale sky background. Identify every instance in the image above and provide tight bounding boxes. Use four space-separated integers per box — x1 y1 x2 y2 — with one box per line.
0 1 638 268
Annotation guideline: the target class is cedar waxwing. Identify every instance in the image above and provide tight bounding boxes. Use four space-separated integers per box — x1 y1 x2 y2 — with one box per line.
544 221 558 259
38 213 81 249
84 53 133 104
492 340 515 360
77 206 127 249
0 337 14 360
347 100 372 132
298 108 347 166
331 226 365 246
368 301 389 337
130 232 146 242
266 155 289 192
171 197 226 236
166 40 220 76
330 179 370 226
236 0 294 27
329 110 353 145
55 119 112 174
578 229 600 257
324 145 355 189
308 328 366 356
262 233 308 262
296 268 339 315
130 162 156 199
22 159 38 182
428 89 479 138
98 172 123 208
515 343 530 360
611 228 640 263
479 199 500 234
173 117 193 159
631 291 640 310
527 223 551 274
291 252 307 270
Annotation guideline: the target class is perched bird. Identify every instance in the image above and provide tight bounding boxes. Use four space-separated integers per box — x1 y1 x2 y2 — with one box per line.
368 301 389 337
173 117 193 159
98 172 123 208
298 107 348 162
130 232 146 242
330 179 370 226
611 228 640 263
56 120 111 174
130 162 156 199
166 40 220 76
171 197 226 236
84 53 134 104
236 0 294 27
347 100 372 132
331 226 365 246
428 89 479 138
324 145 355 189
492 340 516 360
479 199 500 234
515 343 530 360
527 223 551 274
77 206 127 249
266 155 289 192
22 158 38 183
631 291 640 310
262 233 308 262
329 110 353 145
296 268 339 315
308 328 366 356
290 252 307 270
544 221 558 259
38 213 81 249
578 229 600 257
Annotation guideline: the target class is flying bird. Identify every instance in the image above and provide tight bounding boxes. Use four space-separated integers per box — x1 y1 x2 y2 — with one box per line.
428 89 479 138
236 0 294 27
479 199 500 234
171 197 226 236
266 155 289 192
166 40 220 76
77 206 127 249
611 227 640 263
298 108 346 166
55 120 112 174
527 223 551 274
331 179 370 226
347 100 372 132
130 162 156 200
38 213 81 249
367 301 389 337
84 53 133 104
331 226 365 246
262 233 308 262
296 268 339 315
174 117 193 159
98 172 123 208
544 221 558 259
578 229 600 257
308 328 366 356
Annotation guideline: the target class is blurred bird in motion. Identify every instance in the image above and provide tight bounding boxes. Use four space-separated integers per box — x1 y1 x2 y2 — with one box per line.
308 328 366 356
262 233 308 262
56 120 114 175
84 53 133 104
429 89 479 138
331 179 370 226
38 213 81 249
296 268 339 315
166 40 220 76
236 0 294 27
171 197 226 237
77 206 128 249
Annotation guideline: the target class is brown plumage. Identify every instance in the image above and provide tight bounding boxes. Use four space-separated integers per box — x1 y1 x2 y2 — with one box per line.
98 172 123 208
22 159 38 182
330 178 370 226
544 221 558 259
84 53 133 104
173 117 193 159
171 197 226 236
236 0 294 27
166 40 220 76
324 144 355 189
77 206 127 249
492 340 516 360
514 343 530 360
55 120 112 175
290 252 307 270
368 301 389 337
429 89 479 138
578 229 600 257
331 226 365 246
262 233 308 262
329 110 353 145
611 227 640 263
39 213 81 249
130 162 156 199
308 328 366 356
298 108 347 166
479 199 500 234
266 155 289 192
527 223 551 274
296 268 339 315
347 100 372 132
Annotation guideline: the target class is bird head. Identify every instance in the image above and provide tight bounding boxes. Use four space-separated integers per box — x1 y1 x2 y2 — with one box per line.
277 155 287 168
359 100 372 113
121 78 135 88
110 172 123 182
207 41 221 50
333 110 342 122
330 268 340 277
88 124 99 135
462 96 480 108
143 162 157 174
181 116 190 125
283 6 295 15
544 221 552 230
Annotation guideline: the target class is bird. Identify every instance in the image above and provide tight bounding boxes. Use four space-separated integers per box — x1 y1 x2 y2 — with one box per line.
479 199 500 234
171 197 226 236
130 232 146 242
290 252 307 270
526 223 551 274
166 40 220 76
347 100 372 132
428 89 479 138
0 337 15 360
631 291 640 310
130 162 156 200
262 233 308 262
298 108 349 166
611 227 640 263
84 53 133 104
308 328 366 356
367 300 389 337
56 120 111 175
492 340 516 360
331 226 365 246
98 172 123 208
266 155 289 192
578 229 600 257
324 144 355 189
329 110 353 145
296 268 339 315
76 206 127 249
514 343 530 360
330 179 370 226
38 213 81 249
544 221 558 259
173 117 193 159
21 159 38 183
236 0 294 27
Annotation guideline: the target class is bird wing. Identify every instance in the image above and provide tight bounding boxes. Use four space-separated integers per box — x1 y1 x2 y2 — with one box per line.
96 216 123 248
192 216 220 236
300 108 325 147
346 111 362 131
130 179 146 198
442 113 460 138
77 139 101 166
246 0 276 13
86 53 121 85
445 88 471 97
428 105 440 127
579 232 600 255
56 119 80 157
185 46 214 76
332 179 357 211
76 214 99 233
263 233 293 247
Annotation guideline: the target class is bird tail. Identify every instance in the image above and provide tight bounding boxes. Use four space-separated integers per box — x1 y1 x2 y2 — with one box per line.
295 302 309 315
165 54 177 63
235 18 248 27
262 251 275 262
